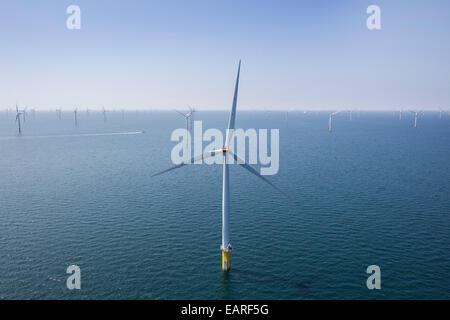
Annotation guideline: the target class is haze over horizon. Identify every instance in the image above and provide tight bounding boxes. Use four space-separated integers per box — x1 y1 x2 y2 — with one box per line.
1 0 449 110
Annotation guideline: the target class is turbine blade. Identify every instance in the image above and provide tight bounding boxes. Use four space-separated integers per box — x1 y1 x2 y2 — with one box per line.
225 60 241 146
228 150 285 195
152 151 216 178
174 110 186 117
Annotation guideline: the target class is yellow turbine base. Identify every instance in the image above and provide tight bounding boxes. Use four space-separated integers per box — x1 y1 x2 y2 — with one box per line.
222 250 230 271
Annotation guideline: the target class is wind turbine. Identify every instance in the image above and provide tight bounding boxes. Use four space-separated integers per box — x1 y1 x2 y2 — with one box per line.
15 104 23 134
399 108 403 120
329 111 340 132
121 109 125 121
74 108 78 126
174 108 193 143
56 108 62 120
22 107 27 123
152 61 282 271
410 110 421 128
188 106 196 129
102 108 107 122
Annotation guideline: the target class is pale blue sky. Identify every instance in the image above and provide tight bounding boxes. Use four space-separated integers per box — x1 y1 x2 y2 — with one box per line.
0 0 449 110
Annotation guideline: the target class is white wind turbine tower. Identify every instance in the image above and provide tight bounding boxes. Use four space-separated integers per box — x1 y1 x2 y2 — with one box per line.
74 108 78 126
399 108 403 120
152 61 283 271
188 106 196 129
15 104 23 135
56 108 62 120
22 107 27 123
329 111 340 132
102 108 107 122
174 108 193 144
410 110 422 128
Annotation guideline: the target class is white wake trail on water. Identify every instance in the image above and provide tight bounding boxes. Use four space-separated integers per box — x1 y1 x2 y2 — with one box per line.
0 131 144 140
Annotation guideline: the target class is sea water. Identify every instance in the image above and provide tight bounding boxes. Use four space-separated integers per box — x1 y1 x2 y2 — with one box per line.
0 110 449 299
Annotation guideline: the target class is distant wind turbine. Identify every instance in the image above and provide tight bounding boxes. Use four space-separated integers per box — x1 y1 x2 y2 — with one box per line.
22 107 27 123
74 108 78 126
329 111 341 132
174 108 193 144
152 61 283 271
410 110 422 128
15 104 23 134
102 108 107 122
188 106 196 129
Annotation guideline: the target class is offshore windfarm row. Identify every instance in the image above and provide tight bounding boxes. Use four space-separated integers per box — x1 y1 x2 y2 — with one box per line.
2 105 448 136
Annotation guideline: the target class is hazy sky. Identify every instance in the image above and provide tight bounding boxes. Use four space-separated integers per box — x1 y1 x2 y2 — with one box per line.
1 0 449 110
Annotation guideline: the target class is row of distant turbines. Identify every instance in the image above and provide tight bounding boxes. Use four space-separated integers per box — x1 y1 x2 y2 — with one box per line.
280 108 448 132
9 104 197 135
71 108 109 127
6 105 448 135
10 107 140 134
57 107 109 126
326 109 449 132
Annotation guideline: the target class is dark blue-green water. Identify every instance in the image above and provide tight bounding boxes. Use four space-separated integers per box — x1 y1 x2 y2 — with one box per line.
0 110 449 299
